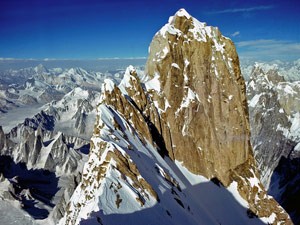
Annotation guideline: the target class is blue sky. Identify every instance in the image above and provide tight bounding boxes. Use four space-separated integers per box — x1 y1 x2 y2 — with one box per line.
0 0 299 61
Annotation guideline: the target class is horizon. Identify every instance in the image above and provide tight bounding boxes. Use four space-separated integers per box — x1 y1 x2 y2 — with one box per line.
1 0 299 61
1 57 300 74
0 57 299 63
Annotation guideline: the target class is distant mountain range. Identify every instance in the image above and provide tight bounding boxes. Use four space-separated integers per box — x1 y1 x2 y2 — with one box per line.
0 58 146 72
247 64 300 224
241 59 300 81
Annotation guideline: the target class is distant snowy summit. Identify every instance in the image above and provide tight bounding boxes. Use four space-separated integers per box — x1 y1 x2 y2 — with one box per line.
60 9 291 225
241 59 300 81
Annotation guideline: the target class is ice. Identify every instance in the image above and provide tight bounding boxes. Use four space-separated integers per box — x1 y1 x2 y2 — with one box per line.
174 162 268 225
162 47 169 56
214 66 219 77
158 9 212 43
184 73 189 83
204 26 212 38
168 16 174 24
153 47 169 62
248 176 261 189
248 80 255 90
60 66 273 224
276 124 290 138
164 98 171 110
254 62 279 73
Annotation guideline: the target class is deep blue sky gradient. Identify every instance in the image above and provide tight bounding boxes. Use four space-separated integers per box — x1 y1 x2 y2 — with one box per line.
0 0 299 60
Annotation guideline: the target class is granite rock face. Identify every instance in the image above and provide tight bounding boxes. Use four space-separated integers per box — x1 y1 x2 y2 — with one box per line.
145 8 250 185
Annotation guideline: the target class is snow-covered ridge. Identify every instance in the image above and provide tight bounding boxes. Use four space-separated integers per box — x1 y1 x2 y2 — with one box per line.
0 63 120 224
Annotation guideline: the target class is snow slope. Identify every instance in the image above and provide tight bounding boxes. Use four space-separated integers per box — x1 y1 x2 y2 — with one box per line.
0 200 37 225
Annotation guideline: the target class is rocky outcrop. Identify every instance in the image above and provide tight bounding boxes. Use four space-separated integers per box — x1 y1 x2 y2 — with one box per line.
72 98 94 134
60 68 161 225
61 9 291 225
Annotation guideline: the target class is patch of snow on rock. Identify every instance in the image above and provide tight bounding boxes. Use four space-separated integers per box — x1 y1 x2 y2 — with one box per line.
145 73 161 92
102 79 115 93
172 63 181 69
249 94 262 108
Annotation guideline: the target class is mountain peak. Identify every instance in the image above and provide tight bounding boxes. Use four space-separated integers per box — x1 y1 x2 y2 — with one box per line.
34 64 48 73
174 8 191 19
155 9 223 57
147 10 250 184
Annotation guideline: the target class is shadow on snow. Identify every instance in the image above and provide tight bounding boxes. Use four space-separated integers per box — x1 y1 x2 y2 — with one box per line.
0 155 60 219
79 150 266 225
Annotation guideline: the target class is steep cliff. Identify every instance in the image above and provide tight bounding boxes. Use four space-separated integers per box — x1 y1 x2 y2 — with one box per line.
145 8 249 185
